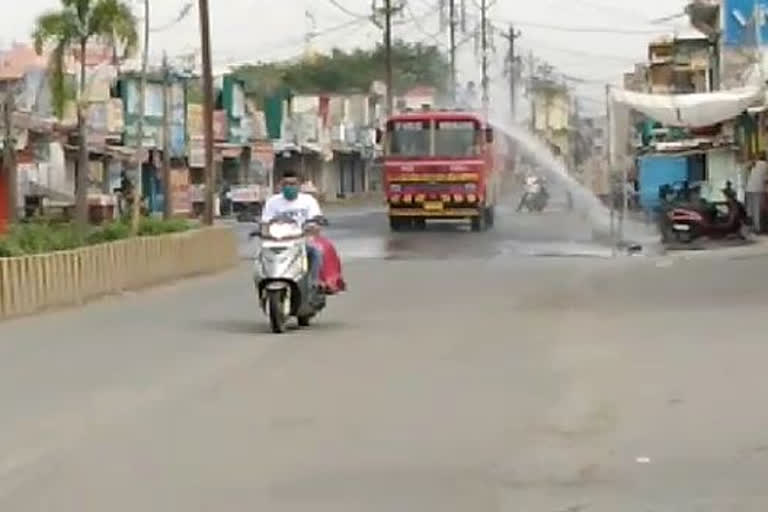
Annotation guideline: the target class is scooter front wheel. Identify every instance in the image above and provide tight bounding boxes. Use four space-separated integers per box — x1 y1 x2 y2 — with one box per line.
267 290 288 333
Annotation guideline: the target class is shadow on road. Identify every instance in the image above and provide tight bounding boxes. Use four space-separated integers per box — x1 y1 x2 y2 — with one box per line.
198 317 349 336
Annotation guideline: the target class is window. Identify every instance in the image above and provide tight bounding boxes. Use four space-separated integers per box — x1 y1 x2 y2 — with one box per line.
388 121 430 157
232 85 245 118
434 120 480 157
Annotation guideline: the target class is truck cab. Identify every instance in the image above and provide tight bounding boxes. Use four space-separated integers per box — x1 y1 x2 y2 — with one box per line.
381 110 499 231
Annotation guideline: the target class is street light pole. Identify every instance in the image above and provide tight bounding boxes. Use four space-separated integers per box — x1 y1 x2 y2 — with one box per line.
162 52 173 220
449 0 456 102
198 0 215 225
384 0 394 116
480 0 489 117
132 0 149 234
2 91 17 224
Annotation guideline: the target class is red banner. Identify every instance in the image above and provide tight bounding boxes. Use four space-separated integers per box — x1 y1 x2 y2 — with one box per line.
213 110 228 141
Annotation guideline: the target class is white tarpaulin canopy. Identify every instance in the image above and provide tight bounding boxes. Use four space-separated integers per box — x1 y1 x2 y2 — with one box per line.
610 86 764 128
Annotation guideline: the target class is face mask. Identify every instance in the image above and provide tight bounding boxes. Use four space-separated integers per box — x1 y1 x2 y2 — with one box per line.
282 185 299 200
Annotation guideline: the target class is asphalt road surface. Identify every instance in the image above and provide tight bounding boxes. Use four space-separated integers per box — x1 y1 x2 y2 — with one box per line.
1 202 768 511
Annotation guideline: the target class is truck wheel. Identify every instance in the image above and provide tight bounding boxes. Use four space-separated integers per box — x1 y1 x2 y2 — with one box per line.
389 217 403 231
484 206 495 227
414 218 426 230
471 213 487 232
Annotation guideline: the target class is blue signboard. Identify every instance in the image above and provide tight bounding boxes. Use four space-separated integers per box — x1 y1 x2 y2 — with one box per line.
638 155 689 212
723 0 768 46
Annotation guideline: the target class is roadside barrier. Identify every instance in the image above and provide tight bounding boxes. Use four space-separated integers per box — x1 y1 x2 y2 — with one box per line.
0 226 237 320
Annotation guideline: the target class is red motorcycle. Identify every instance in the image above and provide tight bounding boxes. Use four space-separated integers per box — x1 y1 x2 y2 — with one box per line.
662 193 751 244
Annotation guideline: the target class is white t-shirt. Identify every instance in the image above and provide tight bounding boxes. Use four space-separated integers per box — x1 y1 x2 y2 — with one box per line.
261 192 323 227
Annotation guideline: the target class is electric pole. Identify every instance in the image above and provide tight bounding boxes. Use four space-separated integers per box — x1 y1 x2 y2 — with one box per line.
2 91 17 224
480 0 489 117
384 0 394 116
132 0 149 234
162 52 173 220
449 0 457 103
199 0 215 225
504 25 521 120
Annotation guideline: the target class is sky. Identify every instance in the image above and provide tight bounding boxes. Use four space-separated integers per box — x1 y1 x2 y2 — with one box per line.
2 0 693 113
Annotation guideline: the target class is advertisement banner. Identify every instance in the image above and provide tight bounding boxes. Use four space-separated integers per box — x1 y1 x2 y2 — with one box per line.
189 137 205 168
187 104 203 139
229 184 263 203
170 168 192 214
251 140 274 186
213 110 228 141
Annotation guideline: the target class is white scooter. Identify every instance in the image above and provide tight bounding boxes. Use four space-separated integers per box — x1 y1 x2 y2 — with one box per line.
250 215 328 333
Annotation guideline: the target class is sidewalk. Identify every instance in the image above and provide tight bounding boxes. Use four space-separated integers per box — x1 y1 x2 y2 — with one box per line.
663 235 768 262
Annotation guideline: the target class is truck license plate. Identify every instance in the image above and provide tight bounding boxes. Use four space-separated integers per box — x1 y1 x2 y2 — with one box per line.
424 201 443 211
673 223 690 231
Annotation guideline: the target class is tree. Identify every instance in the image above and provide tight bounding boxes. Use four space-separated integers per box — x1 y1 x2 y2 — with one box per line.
234 41 450 105
33 0 138 228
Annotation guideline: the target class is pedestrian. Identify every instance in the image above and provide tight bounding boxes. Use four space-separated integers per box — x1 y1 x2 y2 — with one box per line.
746 152 768 233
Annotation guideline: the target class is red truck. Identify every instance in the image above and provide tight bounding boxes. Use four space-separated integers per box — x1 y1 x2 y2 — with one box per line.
380 110 500 231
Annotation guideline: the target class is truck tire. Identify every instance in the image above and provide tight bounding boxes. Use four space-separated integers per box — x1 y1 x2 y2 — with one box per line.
471 212 487 232
485 206 495 227
389 217 404 231
413 218 426 230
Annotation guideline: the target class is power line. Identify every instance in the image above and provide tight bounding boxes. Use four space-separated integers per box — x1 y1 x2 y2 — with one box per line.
520 40 638 64
491 17 668 35
324 0 370 20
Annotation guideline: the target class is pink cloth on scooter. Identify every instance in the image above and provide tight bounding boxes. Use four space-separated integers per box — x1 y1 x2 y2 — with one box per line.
313 234 346 294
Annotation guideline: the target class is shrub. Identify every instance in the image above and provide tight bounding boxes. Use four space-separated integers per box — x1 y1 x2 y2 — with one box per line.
0 217 195 257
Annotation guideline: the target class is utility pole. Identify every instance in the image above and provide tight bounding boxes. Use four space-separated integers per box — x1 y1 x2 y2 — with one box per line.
480 0 489 117
2 91 17 224
528 51 536 132
199 0 215 225
448 0 457 103
605 83 616 252
504 25 521 120
384 0 394 116
132 0 149 234
161 52 173 220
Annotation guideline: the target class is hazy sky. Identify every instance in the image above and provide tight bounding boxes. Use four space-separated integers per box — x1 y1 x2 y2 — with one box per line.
2 0 692 111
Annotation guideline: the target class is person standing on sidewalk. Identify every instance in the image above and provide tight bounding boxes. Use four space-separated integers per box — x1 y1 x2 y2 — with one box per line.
746 152 768 234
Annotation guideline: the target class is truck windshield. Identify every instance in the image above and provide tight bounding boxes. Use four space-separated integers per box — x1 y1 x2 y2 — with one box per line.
389 121 430 157
388 119 481 157
434 120 480 157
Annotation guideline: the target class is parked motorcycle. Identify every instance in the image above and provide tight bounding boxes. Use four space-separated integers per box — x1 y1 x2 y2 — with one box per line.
250 214 330 333
660 184 751 244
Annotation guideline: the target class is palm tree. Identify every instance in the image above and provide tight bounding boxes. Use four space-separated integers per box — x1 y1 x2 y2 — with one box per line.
33 0 138 228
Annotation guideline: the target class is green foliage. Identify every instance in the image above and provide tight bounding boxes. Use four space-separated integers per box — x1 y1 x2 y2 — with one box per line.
137 217 191 236
32 0 139 117
233 41 450 105
0 218 193 258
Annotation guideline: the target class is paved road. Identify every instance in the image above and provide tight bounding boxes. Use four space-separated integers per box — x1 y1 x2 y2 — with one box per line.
2 204 768 511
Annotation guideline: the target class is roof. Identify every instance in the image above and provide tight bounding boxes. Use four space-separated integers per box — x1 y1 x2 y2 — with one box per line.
403 86 436 97
388 110 484 122
0 44 47 81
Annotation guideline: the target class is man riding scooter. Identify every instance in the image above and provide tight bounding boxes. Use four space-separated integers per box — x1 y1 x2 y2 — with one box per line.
261 171 324 288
